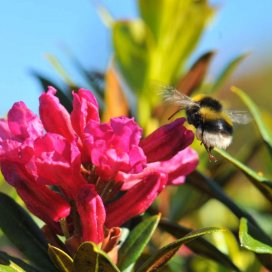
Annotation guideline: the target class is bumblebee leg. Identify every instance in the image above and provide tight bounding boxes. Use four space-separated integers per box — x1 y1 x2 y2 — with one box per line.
204 145 217 162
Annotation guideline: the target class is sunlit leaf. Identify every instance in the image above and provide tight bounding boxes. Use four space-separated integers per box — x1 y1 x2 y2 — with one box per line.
0 266 20 272
176 51 215 95
231 86 272 156
139 0 213 85
215 148 272 204
208 54 248 94
239 218 272 254
73 242 120 272
46 54 76 88
48 245 73 272
97 4 114 28
118 214 161 270
0 251 39 272
159 219 240 271
112 20 149 94
136 227 224 272
0 193 56 271
102 66 129 121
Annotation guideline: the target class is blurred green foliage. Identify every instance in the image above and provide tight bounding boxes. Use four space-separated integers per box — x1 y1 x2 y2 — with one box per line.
0 0 271 271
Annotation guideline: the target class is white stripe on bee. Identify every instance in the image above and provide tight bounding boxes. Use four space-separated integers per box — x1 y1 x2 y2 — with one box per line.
196 128 232 149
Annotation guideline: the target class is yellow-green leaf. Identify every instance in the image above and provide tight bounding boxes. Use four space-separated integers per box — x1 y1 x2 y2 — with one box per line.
136 227 224 272
159 219 240 271
239 218 272 254
231 86 272 156
73 242 120 272
215 148 272 204
112 20 150 94
118 214 161 270
48 245 73 272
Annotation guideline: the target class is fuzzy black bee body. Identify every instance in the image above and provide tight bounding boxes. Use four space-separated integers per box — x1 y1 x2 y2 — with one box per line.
162 88 251 160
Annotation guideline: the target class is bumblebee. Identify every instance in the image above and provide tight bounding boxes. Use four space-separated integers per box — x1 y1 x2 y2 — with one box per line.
162 87 251 160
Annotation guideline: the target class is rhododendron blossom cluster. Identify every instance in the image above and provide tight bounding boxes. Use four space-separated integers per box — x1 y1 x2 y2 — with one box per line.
0 87 198 253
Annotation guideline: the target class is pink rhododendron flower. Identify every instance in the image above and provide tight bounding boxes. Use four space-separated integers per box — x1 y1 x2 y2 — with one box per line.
0 87 198 252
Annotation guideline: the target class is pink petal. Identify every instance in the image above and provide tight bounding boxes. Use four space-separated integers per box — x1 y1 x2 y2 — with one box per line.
155 147 199 185
71 89 100 138
76 184 106 243
1 162 70 223
117 147 198 190
84 117 146 180
0 119 12 140
0 139 33 163
32 133 85 199
39 87 75 141
106 172 167 228
7 102 44 140
140 118 194 162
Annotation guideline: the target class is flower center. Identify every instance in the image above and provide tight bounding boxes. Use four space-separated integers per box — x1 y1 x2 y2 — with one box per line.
81 163 123 203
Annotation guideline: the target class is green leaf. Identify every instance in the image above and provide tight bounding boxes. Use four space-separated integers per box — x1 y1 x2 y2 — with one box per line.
188 171 272 270
215 148 272 204
136 227 224 272
231 86 272 156
118 214 161 270
139 0 213 85
48 245 73 272
46 54 75 88
73 242 120 272
113 19 150 94
208 54 248 94
187 171 272 242
0 266 20 272
0 193 56 271
159 219 240 271
0 251 40 272
239 218 272 254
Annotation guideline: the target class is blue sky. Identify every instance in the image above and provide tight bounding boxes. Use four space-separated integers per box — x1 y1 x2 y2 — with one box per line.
0 0 271 116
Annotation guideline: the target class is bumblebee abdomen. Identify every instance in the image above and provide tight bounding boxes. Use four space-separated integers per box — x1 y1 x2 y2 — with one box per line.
202 119 233 135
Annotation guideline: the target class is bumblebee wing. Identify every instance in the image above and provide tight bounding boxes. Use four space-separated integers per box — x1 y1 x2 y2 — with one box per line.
160 86 199 109
226 110 252 124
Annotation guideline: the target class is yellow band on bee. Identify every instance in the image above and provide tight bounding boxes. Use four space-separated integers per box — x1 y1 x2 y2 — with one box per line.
199 107 233 125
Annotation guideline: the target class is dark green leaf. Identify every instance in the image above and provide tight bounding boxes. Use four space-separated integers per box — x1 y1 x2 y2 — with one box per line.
118 214 161 270
215 148 272 203
208 54 248 94
187 171 272 270
239 218 272 254
48 245 73 272
136 227 224 272
73 242 120 272
0 251 40 272
187 171 260 228
0 193 56 271
64 49 105 100
159 219 240 271
231 86 272 156
169 183 207 221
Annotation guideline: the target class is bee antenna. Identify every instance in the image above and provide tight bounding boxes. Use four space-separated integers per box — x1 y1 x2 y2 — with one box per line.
168 108 182 120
